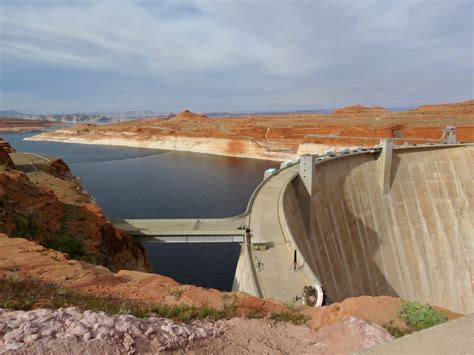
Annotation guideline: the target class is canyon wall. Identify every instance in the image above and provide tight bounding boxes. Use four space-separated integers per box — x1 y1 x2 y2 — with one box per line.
282 145 473 314
26 134 295 161
0 143 151 272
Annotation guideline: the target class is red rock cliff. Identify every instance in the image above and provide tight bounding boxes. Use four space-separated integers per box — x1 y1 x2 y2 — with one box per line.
0 141 150 272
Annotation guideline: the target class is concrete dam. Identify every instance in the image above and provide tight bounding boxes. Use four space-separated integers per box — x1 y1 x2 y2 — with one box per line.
117 142 473 315
282 144 473 314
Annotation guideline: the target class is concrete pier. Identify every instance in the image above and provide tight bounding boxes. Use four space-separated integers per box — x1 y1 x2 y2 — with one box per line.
299 154 316 196
378 139 393 194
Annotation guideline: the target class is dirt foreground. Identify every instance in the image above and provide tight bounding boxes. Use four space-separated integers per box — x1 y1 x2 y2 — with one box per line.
1 308 394 354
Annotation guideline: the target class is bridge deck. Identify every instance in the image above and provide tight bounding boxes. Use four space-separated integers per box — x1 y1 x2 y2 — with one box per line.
112 216 246 242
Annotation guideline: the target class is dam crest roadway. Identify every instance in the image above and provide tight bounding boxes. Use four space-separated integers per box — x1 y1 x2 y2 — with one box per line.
114 141 473 313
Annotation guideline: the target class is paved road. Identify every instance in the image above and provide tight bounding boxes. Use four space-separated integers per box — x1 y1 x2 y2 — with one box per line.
248 165 311 303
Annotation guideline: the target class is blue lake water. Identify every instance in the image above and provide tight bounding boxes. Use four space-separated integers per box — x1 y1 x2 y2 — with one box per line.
3 132 278 290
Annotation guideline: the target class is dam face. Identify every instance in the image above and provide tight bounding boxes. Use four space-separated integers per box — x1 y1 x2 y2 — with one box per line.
283 145 473 313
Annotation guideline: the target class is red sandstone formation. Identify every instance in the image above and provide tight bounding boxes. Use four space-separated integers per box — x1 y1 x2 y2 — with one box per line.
0 138 15 153
0 139 15 169
28 100 474 160
0 141 150 272
171 110 210 121
48 158 73 180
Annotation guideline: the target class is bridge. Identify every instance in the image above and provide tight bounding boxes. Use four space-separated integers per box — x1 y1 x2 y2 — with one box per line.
112 217 246 243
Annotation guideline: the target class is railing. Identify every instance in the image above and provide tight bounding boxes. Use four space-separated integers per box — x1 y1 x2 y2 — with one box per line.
135 234 244 243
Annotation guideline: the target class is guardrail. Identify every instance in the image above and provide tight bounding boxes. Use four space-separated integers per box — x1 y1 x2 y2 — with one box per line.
136 235 244 243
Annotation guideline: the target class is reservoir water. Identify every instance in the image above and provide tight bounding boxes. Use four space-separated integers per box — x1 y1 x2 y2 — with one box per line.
3 132 279 290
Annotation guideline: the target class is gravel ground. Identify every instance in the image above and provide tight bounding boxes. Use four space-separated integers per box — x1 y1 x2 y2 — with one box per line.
1 308 394 354
169 316 394 354
0 308 221 354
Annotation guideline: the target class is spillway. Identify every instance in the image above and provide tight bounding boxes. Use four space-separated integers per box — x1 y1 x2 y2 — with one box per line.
282 145 473 314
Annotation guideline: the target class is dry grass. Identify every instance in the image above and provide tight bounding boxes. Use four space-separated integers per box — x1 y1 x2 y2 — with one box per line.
0 276 236 322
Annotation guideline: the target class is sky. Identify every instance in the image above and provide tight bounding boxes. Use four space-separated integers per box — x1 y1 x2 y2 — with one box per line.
0 0 472 114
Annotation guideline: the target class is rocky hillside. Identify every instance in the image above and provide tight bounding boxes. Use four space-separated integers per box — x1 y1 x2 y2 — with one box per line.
0 234 462 329
0 139 14 169
0 141 150 272
27 100 474 160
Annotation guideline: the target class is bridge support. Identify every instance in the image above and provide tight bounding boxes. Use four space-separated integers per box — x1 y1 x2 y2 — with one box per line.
378 139 393 194
300 154 317 196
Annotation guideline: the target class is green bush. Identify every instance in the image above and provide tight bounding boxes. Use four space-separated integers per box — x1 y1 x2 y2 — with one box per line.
43 233 85 259
12 213 38 239
397 301 447 331
269 311 308 325
0 197 9 209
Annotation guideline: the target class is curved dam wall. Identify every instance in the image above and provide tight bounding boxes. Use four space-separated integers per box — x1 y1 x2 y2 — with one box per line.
283 145 473 314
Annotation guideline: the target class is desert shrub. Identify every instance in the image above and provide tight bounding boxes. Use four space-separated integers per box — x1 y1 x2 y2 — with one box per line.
43 233 85 259
0 197 9 209
0 277 236 322
269 311 308 325
397 301 447 331
12 213 38 239
383 321 409 338
247 309 263 319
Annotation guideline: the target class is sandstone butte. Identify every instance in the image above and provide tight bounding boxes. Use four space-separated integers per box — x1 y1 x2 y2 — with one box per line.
0 137 464 338
26 99 474 161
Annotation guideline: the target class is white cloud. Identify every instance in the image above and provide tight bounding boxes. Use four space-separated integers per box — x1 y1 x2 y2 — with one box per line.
0 0 472 112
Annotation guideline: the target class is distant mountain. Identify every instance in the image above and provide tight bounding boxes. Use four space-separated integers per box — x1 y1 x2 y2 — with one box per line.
0 110 28 118
204 109 331 118
88 111 163 119
0 107 414 122
0 111 159 124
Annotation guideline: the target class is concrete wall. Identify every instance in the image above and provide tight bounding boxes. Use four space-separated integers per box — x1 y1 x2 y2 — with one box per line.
282 146 473 313
232 243 261 297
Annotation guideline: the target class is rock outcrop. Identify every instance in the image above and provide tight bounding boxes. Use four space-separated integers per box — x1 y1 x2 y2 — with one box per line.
0 138 15 169
0 142 150 272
